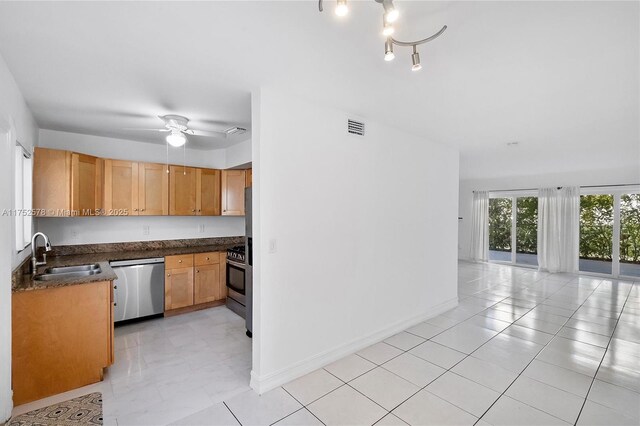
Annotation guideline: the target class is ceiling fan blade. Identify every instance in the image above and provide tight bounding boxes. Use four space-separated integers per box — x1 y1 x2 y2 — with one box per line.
123 128 170 132
188 129 227 137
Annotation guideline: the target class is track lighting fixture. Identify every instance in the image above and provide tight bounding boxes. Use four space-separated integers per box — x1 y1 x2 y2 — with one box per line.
166 130 186 147
411 46 422 71
382 19 394 36
382 0 399 23
318 0 446 72
384 38 395 61
335 0 348 17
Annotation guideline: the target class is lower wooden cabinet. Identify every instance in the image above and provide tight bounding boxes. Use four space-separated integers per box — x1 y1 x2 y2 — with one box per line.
12 281 114 405
165 266 194 310
165 252 225 312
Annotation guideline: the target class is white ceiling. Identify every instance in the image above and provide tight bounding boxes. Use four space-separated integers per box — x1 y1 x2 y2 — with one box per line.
0 1 637 175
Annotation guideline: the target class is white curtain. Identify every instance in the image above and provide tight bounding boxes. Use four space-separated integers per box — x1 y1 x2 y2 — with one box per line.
537 186 580 273
469 191 489 262
538 188 561 272
558 187 580 273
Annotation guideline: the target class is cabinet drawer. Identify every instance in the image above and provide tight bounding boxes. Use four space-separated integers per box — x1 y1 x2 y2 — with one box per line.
194 252 220 266
165 254 194 269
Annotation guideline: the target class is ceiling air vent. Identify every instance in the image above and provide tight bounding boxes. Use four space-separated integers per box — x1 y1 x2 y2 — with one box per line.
347 119 365 136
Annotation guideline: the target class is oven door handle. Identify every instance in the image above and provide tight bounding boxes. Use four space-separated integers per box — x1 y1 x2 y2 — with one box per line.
227 259 246 269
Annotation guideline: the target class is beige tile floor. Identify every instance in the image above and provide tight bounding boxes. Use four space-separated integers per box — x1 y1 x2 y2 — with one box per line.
12 261 640 425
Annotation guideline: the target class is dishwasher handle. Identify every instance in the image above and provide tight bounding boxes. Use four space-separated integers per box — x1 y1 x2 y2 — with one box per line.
110 258 165 267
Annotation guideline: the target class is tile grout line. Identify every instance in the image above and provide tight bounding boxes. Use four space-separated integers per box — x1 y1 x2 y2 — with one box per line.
572 282 633 426
472 275 613 425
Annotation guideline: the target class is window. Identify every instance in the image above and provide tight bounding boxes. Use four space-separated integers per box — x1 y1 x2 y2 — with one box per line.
14 143 32 251
488 194 538 266
579 189 640 278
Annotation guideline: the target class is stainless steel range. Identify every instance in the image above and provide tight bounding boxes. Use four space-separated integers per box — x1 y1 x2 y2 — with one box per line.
226 245 247 321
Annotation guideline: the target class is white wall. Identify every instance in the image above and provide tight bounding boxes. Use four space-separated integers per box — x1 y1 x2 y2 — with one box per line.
37 215 244 246
0 54 39 421
225 138 252 169
250 88 459 393
39 129 227 169
458 166 640 260
35 129 246 245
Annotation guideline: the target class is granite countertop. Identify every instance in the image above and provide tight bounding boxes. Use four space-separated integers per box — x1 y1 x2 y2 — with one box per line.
12 236 244 293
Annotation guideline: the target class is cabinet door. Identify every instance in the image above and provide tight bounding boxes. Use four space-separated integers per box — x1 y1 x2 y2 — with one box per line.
245 168 252 188
165 267 194 310
72 153 103 216
33 148 72 216
104 159 138 215
219 252 227 299
139 162 168 215
221 170 246 216
169 166 196 215
196 168 221 216
194 264 221 304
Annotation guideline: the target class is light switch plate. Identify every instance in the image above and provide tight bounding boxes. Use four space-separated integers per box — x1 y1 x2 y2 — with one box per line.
143 225 150 235
269 239 277 253
199 224 205 233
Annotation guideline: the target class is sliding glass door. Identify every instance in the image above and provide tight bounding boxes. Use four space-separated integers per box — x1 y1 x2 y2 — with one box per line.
579 190 640 278
488 195 538 267
619 193 640 277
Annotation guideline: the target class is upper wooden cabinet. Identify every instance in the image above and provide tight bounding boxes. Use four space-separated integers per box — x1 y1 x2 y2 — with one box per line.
33 148 72 216
104 160 138 215
222 170 246 216
196 168 221 216
71 153 103 216
169 166 197 215
103 160 169 216
33 148 102 216
245 168 252 188
139 163 169 216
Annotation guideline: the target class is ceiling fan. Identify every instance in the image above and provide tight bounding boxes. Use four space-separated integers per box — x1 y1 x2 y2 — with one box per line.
127 114 247 147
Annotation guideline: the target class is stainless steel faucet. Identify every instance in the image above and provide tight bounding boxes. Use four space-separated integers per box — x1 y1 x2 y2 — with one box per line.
31 232 52 273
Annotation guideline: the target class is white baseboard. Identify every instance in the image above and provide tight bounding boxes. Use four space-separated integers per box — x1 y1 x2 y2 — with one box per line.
250 296 458 394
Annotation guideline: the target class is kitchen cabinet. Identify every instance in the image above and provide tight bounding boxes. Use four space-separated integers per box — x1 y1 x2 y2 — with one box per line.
222 169 246 216
165 267 194 310
12 280 114 405
165 252 225 313
71 153 103 216
33 147 72 216
169 165 197 215
139 162 169 215
196 168 221 216
245 168 252 187
104 160 168 216
103 159 138 214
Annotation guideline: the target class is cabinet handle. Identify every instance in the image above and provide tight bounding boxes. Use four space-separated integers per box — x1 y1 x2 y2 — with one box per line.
134 208 138 211
167 274 171 277
206 257 209 260
192 209 196 212
114 285 118 289
196 269 200 273
198 209 201 212
178 260 182 263
141 209 145 212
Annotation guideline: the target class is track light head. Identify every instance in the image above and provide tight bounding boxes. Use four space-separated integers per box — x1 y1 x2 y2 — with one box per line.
384 38 395 61
411 48 422 71
382 19 394 36
335 0 348 16
383 0 399 23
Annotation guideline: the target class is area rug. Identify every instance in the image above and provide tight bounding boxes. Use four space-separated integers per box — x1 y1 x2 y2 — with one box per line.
8 392 103 426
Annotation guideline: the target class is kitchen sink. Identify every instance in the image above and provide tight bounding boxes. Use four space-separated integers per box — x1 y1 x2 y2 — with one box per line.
34 264 102 281
44 264 101 274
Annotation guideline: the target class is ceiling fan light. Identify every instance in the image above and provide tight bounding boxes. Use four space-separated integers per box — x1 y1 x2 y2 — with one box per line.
166 130 186 147
411 51 422 71
335 0 348 16
384 38 395 61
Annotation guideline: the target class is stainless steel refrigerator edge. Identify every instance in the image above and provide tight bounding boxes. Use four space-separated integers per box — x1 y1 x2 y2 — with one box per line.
245 186 253 337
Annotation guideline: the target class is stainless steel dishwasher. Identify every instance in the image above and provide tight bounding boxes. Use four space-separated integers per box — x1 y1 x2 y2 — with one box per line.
110 258 165 322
